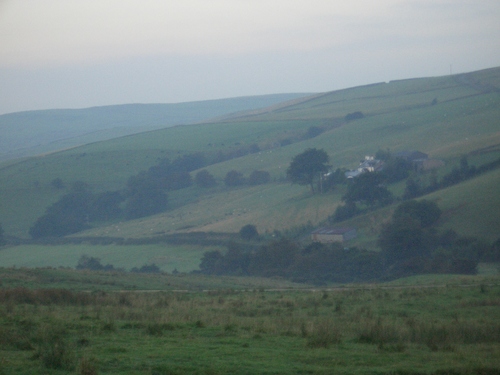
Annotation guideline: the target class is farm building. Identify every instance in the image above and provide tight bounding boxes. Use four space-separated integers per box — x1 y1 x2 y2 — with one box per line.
344 156 384 179
311 227 357 243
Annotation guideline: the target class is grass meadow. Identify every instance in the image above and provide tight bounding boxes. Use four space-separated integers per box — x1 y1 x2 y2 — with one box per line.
1 274 499 374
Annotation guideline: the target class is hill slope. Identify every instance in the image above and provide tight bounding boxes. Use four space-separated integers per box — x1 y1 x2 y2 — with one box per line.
0 66 499 243
0 93 309 160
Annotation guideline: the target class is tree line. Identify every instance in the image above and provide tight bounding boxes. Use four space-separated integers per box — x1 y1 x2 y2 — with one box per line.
29 152 274 238
199 200 500 283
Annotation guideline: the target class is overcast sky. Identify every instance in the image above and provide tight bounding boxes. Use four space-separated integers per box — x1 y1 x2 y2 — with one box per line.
1 0 499 114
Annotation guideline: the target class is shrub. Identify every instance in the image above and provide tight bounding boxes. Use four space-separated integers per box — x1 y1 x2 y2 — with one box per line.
131 264 161 273
195 170 217 188
344 111 364 122
239 224 259 241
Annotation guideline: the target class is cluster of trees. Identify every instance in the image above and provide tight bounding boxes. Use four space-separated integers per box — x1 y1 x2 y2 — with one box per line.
76 255 117 271
403 155 500 200
76 255 162 273
199 200 499 283
29 182 124 239
29 153 215 238
329 151 500 223
125 153 211 219
344 111 364 122
199 239 382 284
331 172 394 222
224 170 271 187
28 148 277 238
378 200 497 278
285 147 413 198
212 143 260 164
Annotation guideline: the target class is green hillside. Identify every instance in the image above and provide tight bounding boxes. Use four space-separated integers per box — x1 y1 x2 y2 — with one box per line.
0 93 309 161
0 66 499 258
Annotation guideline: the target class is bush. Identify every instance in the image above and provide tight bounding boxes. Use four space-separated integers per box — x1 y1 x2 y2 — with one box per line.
344 111 364 122
239 224 259 240
76 255 115 271
131 264 161 273
195 170 217 188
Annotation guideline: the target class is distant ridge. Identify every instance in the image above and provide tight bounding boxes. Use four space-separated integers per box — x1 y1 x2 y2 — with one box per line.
0 93 311 161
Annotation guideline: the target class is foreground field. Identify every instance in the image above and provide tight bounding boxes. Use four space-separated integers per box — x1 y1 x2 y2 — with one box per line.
1 270 499 374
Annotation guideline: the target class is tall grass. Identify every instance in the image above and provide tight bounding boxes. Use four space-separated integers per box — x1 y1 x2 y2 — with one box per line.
1 285 499 373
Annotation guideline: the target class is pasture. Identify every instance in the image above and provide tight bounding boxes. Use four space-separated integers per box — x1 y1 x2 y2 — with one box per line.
0 270 499 374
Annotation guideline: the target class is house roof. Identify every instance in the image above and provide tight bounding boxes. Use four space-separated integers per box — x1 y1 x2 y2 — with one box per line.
311 227 355 235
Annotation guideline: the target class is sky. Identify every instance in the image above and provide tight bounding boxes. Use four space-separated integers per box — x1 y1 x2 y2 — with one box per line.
1 0 499 114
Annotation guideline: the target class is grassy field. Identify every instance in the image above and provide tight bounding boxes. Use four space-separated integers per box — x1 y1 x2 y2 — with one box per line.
0 67 499 243
0 243 220 273
1 270 499 374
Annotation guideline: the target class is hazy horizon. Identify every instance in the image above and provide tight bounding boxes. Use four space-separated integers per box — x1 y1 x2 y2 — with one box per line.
1 0 499 115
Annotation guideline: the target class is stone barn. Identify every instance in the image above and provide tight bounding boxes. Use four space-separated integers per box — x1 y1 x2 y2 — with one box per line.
311 227 357 243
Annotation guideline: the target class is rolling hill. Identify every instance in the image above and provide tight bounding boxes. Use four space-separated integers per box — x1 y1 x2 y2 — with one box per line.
0 66 499 270
0 93 310 161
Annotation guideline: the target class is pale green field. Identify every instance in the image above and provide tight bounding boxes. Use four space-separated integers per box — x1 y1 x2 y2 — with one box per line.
81 183 343 238
0 244 219 272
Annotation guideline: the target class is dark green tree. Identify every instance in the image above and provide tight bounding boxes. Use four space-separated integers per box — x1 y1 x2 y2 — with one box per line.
248 238 299 277
199 250 224 274
0 223 5 246
342 173 393 207
403 177 421 200
76 255 115 271
170 153 206 172
378 215 427 266
125 189 168 220
125 172 168 219
393 200 441 228
331 201 359 222
380 156 412 183
90 191 123 222
378 200 441 268
286 148 329 193
303 126 324 139
195 170 217 188
239 224 259 240
131 264 161 273
29 181 93 238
